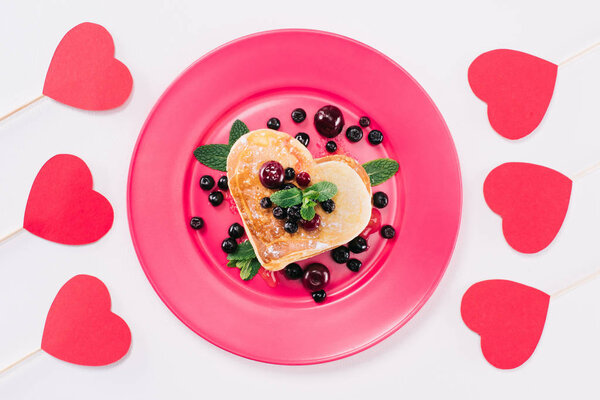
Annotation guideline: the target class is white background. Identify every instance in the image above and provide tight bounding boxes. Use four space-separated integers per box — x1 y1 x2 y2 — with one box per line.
1 1 599 398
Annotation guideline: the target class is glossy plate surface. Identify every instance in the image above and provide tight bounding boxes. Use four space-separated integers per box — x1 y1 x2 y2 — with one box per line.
128 30 462 364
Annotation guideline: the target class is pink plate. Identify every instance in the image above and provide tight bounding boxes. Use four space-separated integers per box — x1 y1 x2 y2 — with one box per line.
128 30 461 365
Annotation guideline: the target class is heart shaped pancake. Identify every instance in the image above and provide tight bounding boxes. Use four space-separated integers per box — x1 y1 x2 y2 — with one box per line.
227 129 372 271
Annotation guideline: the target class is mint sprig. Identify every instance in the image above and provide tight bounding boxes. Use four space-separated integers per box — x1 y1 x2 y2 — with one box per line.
270 181 337 220
362 158 399 186
193 120 249 172
226 239 260 280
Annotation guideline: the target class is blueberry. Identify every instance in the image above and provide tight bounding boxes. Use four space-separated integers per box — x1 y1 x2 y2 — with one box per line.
295 132 310 147
284 219 299 234
221 238 237 253
267 117 281 130
380 225 396 239
228 222 244 239
359 116 370 127
260 197 272 208
284 167 295 181
320 199 335 213
287 205 302 221
348 236 368 254
273 206 287 220
208 191 224 206
217 176 228 190
312 290 327 303
347 259 362 272
199 175 215 190
368 129 384 145
345 125 363 142
190 217 204 230
373 192 388 208
291 108 306 123
325 141 337 153
331 246 350 264
281 183 298 190
284 263 303 280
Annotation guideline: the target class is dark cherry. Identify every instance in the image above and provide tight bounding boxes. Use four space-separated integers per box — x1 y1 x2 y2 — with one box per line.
380 225 396 239
190 217 204 230
259 160 285 189
221 238 237 253
345 125 363 142
228 222 244 239
372 192 389 208
291 108 306 123
299 214 321 231
348 236 368 254
284 167 295 181
260 197 272 208
272 206 287 220
302 263 330 291
320 199 335 213
331 246 350 264
284 263 303 280
199 175 215 190
296 171 311 187
368 129 384 145
208 191 224 206
287 205 302 221
314 105 344 138
312 290 327 303
267 117 281 130
217 176 228 190
347 259 362 272
284 219 299 234
325 141 337 153
359 116 370 127
295 132 310 147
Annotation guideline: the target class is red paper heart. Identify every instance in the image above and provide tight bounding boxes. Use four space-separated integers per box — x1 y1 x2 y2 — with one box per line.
468 49 557 140
461 280 550 369
484 162 572 253
43 22 132 110
42 275 131 366
24 154 114 245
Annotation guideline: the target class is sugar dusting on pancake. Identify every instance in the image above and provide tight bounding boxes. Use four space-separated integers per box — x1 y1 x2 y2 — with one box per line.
227 129 372 271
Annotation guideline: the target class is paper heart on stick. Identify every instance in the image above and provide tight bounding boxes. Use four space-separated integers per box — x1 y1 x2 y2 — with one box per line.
468 49 557 140
24 154 114 245
461 279 550 369
43 22 133 110
42 275 131 366
484 162 572 253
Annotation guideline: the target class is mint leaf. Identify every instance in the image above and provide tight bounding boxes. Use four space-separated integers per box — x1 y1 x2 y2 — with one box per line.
303 190 319 201
270 188 302 207
300 203 316 220
227 260 238 268
362 158 399 186
193 144 231 172
226 240 256 261
235 258 252 271
228 120 250 145
305 181 337 202
240 259 261 280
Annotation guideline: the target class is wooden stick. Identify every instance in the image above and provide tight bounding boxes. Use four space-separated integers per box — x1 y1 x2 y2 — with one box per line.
0 94 45 123
559 41 600 67
551 269 600 299
0 227 24 245
0 348 42 375
570 160 600 181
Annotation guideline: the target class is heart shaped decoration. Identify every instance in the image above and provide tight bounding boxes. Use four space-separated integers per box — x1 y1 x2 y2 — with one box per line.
484 162 572 253
42 275 131 366
468 49 557 140
43 22 133 110
461 279 550 369
227 129 372 271
24 154 114 245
